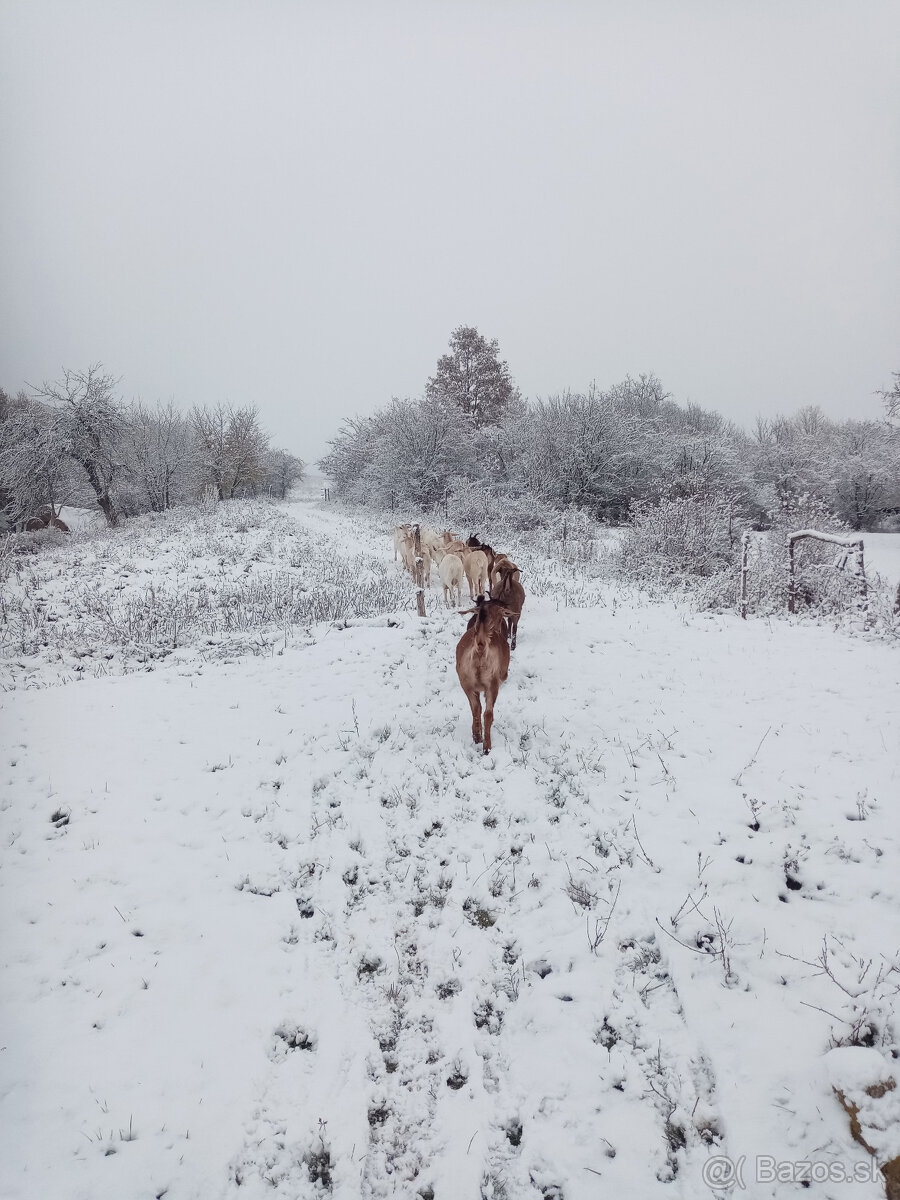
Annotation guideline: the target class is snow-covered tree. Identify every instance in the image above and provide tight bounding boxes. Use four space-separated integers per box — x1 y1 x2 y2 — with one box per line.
514 389 628 515
426 326 520 429
35 365 127 526
263 449 305 500
0 394 80 526
879 371 900 424
373 396 478 508
191 403 270 499
319 413 380 501
828 420 898 530
748 407 836 511
123 401 198 512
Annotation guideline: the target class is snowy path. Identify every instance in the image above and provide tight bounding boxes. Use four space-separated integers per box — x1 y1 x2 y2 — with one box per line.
1 496 898 1200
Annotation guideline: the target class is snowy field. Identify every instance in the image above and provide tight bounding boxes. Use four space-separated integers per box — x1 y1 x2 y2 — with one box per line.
1 494 899 1200
863 532 900 590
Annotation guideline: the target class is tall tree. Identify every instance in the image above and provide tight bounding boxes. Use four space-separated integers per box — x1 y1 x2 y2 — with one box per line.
426 325 520 428
879 371 900 424
36 365 126 526
124 400 197 512
264 449 305 500
0 394 79 526
192 403 270 499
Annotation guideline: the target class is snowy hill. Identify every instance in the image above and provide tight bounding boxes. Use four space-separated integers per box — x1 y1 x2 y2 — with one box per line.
1 494 898 1200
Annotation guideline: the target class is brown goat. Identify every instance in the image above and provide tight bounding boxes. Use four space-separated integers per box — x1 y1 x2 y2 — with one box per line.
492 561 525 650
455 597 513 754
489 553 519 592
24 512 71 533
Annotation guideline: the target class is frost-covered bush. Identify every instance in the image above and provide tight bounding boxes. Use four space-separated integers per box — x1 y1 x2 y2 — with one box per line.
614 490 741 607
745 494 857 617
441 480 549 536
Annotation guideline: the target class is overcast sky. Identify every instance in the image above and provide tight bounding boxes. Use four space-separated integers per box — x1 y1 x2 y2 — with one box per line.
2 1 898 463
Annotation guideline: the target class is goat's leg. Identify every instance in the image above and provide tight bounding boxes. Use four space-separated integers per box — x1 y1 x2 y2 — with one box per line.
466 690 483 745
483 682 500 754
510 616 518 651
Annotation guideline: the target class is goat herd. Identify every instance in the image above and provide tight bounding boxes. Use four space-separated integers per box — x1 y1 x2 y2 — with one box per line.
392 524 526 754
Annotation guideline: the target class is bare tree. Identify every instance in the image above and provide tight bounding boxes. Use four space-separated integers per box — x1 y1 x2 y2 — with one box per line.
263 449 305 500
0 395 80 526
227 405 270 496
320 414 378 500
878 371 900 424
829 420 897 530
192 403 231 499
124 400 197 511
191 403 270 499
35 365 126 526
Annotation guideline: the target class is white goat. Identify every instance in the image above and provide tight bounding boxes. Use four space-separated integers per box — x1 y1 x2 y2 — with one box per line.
464 549 489 600
393 524 413 563
439 552 465 607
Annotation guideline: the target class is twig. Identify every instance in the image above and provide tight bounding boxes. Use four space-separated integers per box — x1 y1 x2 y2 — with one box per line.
630 817 658 871
742 726 772 775
654 917 706 954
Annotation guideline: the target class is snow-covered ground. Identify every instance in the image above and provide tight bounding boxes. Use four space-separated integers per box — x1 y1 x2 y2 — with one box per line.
862 532 900 589
1 494 899 1200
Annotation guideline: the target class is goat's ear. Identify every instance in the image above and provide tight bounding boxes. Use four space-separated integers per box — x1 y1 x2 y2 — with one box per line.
458 607 477 616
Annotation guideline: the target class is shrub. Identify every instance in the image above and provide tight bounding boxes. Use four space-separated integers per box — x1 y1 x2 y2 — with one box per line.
614 490 742 605
746 494 857 616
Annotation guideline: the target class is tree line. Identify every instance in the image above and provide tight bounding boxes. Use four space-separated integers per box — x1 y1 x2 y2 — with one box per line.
0 365 304 529
322 326 900 533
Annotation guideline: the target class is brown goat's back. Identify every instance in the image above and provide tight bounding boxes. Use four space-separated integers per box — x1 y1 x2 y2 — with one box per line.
455 598 511 754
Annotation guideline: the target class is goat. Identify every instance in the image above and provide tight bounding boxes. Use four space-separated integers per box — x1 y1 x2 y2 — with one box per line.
396 530 417 577
393 524 413 563
419 525 449 587
464 548 489 600
395 524 431 583
490 553 520 593
439 552 464 607
431 537 467 562
456 596 513 754
492 560 525 650
466 534 496 579
23 511 69 533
